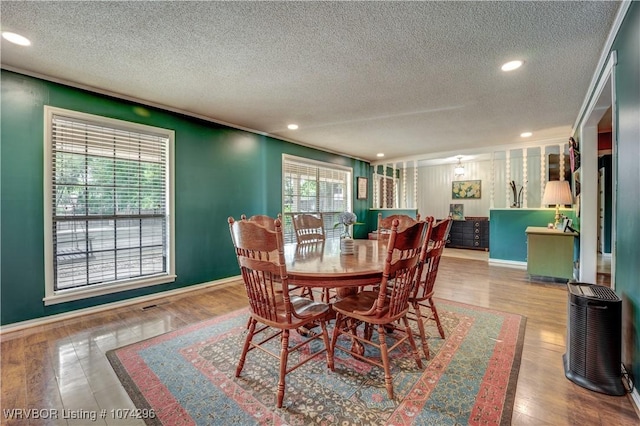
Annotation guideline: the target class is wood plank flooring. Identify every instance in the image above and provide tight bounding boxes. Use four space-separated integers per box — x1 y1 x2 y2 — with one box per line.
1 256 638 425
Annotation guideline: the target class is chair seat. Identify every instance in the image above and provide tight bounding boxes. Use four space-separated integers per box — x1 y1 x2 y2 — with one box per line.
332 290 412 325
290 296 331 318
253 295 330 329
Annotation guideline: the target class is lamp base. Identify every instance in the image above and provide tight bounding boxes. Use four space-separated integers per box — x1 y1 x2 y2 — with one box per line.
554 206 562 228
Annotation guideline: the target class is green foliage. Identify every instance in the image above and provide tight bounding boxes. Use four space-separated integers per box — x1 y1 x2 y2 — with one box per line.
55 153 164 216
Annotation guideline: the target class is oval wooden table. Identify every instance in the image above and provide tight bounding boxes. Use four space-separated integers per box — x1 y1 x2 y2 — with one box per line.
285 238 389 355
284 238 387 296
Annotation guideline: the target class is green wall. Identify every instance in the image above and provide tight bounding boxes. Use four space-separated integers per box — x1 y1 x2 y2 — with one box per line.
367 208 419 233
490 209 577 263
0 70 371 325
609 2 640 385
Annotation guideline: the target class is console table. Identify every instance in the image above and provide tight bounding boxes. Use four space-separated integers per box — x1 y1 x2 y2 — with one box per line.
525 226 579 280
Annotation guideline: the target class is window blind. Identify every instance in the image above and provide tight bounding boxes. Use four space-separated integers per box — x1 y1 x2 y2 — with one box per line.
50 115 169 291
283 157 351 243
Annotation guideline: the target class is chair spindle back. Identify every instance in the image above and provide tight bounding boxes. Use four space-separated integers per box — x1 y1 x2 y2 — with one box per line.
292 213 325 243
414 217 452 300
228 217 293 324
369 219 430 319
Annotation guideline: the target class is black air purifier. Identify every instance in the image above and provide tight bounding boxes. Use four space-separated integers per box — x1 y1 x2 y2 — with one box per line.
563 282 625 396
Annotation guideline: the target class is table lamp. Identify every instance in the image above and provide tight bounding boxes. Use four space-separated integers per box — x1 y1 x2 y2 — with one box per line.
542 180 573 227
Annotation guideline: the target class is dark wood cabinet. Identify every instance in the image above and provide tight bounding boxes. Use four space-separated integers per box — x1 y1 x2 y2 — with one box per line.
445 217 489 251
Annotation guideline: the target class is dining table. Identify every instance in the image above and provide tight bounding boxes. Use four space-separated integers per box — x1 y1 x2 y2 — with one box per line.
285 238 393 356
284 238 388 298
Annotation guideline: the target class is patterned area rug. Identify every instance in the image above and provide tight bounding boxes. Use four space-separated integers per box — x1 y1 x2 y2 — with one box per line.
107 299 526 425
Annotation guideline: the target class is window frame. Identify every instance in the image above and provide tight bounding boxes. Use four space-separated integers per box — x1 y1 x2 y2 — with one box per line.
43 106 176 305
375 174 398 208
282 154 353 243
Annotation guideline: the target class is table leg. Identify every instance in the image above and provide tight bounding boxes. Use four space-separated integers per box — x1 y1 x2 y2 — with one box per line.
336 287 358 298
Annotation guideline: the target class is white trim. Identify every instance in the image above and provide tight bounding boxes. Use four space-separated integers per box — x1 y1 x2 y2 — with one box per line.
374 173 399 209
572 1 630 133
383 164 388 208
577 50 617 286
371 137 568 167
281 154 354 240
2 65 370 164
43 106 176 303
621 363 640 414
630 387 640 417
281 153 353 173
582 52 617 119
413 161 418 208
488 259 527 269
2 276 241 334
43 274 178 306
370 208 417 211
609 53 618 291
281 154 354 208
489 152 496 211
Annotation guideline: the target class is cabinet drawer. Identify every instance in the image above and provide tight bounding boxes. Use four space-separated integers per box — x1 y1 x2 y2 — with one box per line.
446 218 489 250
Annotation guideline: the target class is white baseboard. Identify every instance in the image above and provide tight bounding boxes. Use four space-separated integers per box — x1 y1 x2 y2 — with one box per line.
0 276 241 335
622 363 640 418
488 258 527 269
630 387 640 417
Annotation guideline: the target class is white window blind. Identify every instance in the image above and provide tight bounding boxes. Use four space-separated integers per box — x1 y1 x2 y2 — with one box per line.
282 156 352 243
44 107 175 303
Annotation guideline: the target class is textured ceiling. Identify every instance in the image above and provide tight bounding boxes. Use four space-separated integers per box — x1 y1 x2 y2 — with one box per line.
0 1 621 163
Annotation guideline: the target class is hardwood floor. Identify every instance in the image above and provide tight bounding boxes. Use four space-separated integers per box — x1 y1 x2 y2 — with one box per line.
1 256 638 425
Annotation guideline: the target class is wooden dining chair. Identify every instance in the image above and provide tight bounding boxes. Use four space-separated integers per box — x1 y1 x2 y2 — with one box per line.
228 216 334 408
240 213 282 231
291 240 331 302
237 214 289 327
330 218 430 399
292 213 325 243
376 213 419 238
409 217 452 359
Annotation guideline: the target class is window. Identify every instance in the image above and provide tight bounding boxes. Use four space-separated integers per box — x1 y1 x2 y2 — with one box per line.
282 155 352 243
376 175 397 208
43 106 175 305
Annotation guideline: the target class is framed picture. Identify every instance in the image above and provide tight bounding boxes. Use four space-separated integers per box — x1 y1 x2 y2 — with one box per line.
449 204 464 220
452 180 481 199
357 177 368 199
569 137 580 173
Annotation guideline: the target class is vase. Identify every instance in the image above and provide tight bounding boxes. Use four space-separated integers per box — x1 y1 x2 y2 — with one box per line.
340 237 354 255
340 224 351 239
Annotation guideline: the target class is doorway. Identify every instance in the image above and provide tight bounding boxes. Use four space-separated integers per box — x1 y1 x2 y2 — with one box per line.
579 52 616 288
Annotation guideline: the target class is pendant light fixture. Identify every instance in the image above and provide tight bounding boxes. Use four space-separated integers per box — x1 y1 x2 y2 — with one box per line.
454 156 465 177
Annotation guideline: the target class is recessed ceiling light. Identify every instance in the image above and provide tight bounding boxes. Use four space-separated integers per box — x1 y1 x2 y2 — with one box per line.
287 124 299 130
376 153 385 158
2 32 31 46
521 131 533 138
501 60 523 72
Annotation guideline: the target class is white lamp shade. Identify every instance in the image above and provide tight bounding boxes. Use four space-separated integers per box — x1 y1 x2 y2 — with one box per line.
542 180 573 206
